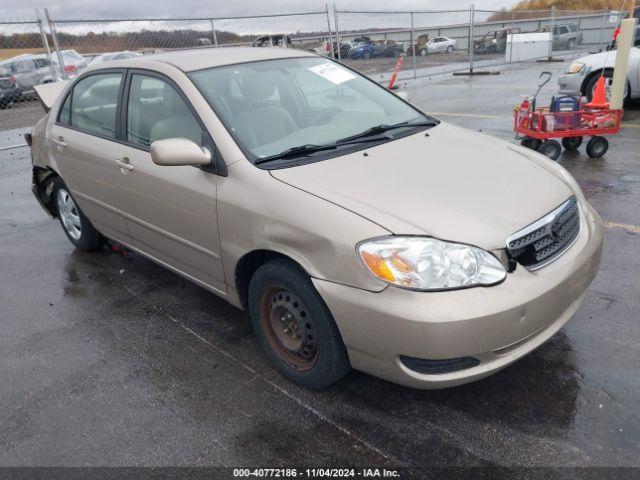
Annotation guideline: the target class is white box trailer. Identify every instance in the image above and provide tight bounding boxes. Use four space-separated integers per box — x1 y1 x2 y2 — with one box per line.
506 32 552 62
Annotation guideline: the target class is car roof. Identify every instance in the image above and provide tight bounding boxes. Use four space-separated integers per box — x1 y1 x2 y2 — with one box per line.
101 47 316 73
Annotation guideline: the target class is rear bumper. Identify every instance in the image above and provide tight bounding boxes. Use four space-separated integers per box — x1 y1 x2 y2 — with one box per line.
313 202 603 389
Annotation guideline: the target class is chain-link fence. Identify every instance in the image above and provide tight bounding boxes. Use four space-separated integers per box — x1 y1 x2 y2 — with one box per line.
0 5 627 145
0 18 55 141
335 7 621 81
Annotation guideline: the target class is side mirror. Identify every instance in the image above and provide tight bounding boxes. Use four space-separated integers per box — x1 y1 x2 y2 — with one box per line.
395 90 410 102
150 138 212 167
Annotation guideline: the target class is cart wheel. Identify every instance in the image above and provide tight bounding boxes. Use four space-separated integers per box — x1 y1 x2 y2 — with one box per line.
586 136 608 159
521 137 541 150
538 140 562 161
562 136 583 151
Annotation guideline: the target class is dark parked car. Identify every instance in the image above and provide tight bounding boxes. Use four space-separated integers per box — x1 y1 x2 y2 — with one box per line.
0 66 20 108
349 38 404 59
474 28 521 54
542 24 582 50
251 34 292 48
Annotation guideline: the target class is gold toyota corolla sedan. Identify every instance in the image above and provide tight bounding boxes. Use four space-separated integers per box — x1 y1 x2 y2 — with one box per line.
29 48 603 389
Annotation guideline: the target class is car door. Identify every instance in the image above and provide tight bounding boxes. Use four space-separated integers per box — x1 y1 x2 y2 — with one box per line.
48 70 133 245
13 59 39 93
114 70 226 294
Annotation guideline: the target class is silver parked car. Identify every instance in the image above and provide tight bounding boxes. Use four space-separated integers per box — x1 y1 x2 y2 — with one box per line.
90 51 143 64
557 44 640 102
0 54 57 99
423 36 457 55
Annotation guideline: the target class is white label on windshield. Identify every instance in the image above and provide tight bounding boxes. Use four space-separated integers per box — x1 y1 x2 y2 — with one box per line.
308 63 356 85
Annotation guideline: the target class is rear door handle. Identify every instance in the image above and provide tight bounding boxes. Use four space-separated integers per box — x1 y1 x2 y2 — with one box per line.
115 157 134 173
51 137 66 149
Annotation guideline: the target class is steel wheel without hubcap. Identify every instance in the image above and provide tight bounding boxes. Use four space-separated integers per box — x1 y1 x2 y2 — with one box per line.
56 189 82 241
260 286 318 371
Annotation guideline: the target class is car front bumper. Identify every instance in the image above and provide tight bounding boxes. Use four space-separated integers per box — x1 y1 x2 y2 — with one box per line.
313 201 603 389
557 71 586 96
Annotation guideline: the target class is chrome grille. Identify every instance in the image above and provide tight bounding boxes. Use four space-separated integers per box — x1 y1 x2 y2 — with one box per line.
507 197 580 270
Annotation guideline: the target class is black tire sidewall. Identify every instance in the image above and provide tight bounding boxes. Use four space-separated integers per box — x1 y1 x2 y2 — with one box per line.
586 72 629 102
248 259 350 389
52 178 102 251
539 140 561 161
562 136 582 150
586 137 609 158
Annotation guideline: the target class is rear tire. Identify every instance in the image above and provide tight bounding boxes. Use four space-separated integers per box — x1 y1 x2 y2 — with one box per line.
521 137 541 150
538 139 562 161
52 178 102 251
562 136 583 151
586 136 609 159
248 259 350 389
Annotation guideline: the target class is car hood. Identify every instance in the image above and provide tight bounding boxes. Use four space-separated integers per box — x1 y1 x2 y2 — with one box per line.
577 50 616 69
270 123 574 250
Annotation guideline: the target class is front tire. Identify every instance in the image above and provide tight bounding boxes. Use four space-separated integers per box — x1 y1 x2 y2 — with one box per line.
562 136 583 151
586 136 609 158
248 259 350 389
53 179 101 251
585 71 630 103
418 48 427 56
538 139 562 161
446 45 454 53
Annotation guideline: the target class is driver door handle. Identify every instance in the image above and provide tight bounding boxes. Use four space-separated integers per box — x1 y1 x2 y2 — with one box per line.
115 157 134 172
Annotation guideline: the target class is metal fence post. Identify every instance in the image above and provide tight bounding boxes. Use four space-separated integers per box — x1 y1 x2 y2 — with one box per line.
548 6 555 60
44 8 67 79
209 19 219 47
468 4 475 75
325 4 335 59
509 11 515 63
410 12 416 79
334 3 341 61
602 8 609 51
35 9 56 81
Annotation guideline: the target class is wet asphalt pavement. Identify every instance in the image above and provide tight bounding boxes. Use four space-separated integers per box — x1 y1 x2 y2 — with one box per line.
0 59 639 476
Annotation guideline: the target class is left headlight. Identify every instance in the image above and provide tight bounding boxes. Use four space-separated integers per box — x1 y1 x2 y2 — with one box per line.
567 62 585 74
358 237 506 291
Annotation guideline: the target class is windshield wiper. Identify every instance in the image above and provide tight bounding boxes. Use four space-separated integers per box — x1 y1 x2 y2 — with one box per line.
336 120 439 144
254 120 439 165
254 144 338 165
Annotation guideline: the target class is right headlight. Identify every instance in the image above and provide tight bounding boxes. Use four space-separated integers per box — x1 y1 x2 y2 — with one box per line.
567 61 585 74
358 236 507 291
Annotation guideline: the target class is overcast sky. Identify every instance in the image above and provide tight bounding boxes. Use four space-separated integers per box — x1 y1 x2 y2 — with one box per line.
3 0 517 22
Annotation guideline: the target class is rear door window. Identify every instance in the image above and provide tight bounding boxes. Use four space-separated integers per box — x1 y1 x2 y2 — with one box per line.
14 60 35 73
64 73 123 138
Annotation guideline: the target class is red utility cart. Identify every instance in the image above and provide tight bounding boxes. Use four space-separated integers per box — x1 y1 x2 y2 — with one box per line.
514 106 622 160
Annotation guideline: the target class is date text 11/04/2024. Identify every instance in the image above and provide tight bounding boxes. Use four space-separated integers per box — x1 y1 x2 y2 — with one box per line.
232 468 401 477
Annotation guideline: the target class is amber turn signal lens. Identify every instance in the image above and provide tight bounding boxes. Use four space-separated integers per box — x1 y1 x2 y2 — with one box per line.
360 251 395 282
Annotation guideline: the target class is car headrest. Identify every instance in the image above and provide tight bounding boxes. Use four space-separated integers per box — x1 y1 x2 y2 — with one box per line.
241 73 277 104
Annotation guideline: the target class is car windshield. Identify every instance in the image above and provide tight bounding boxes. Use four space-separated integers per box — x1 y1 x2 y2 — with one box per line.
190 57 431 162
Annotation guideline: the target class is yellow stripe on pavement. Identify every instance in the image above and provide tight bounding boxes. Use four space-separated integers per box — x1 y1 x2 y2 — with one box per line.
603 221 640 234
